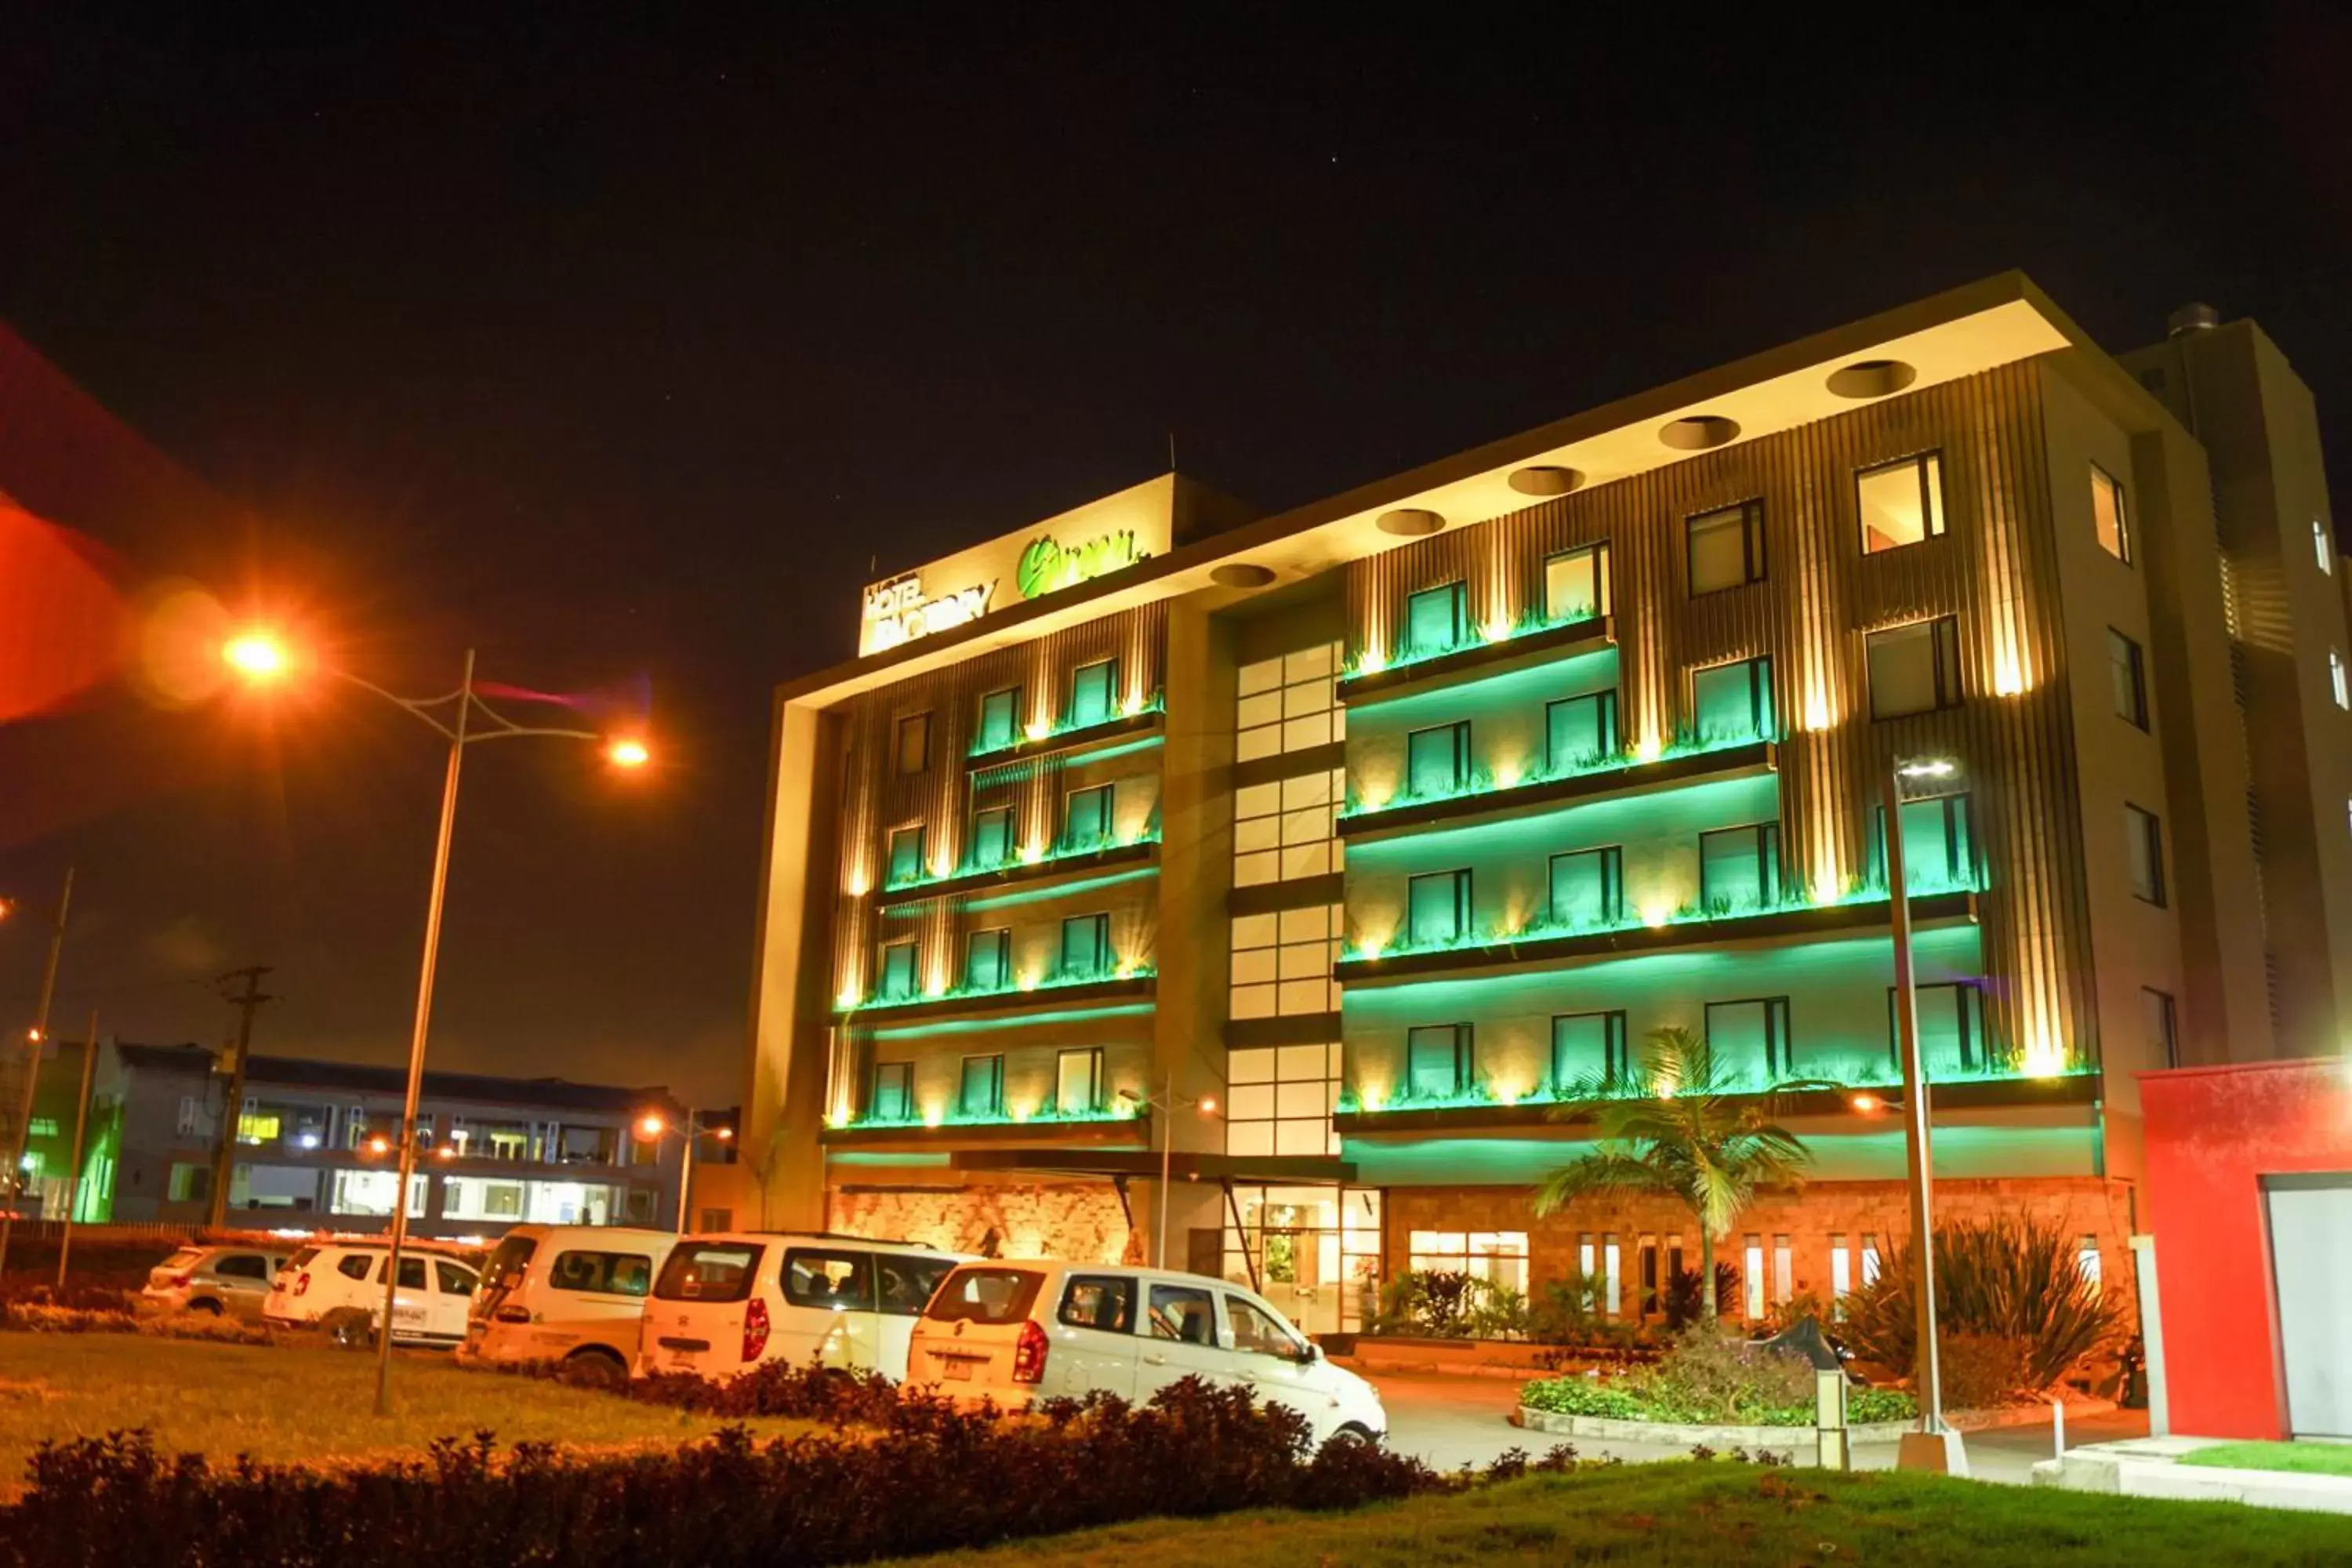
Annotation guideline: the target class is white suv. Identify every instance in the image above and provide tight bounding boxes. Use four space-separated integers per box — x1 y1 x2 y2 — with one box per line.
905 1261 1386 1449
263 1242 481 1348
637 1232 971 1382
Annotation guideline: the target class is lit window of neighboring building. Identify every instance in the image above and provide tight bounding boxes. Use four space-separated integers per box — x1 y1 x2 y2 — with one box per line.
869 1062 913 1121
1063 782 1113 848
970 805 1014 869
1551 1011 1628 1088
894 712 930 774
1706 996 1794 1076
976 685 1022 752
1404 1023 1473 1098
1232 768 1345 887
2125 804 2166 906
1224 1043 1340 1157
878 939 919 1001
1056 1048 1103 1116
1406 720 1471 796
2315 519 2333 575
1691 655 1773 742
1548 847 1623 927
1236 641 1341 762
2332 649 2349 710
1407 1230 1528 1296
2107 630 2148 728
1871 793 1973 891
964 927 1010 992
1545 689 1619 770
1857 452 1946 553
1700 822 1781 910
1069 659 1117 727
1406 869 1471 946
957 1055 1004 1118
1059 912 1111 978
886 824 925 886
1543 543 1611 622
1889 981 1987 1074
1865 617 1963 719
1686 500 1766 595
1228 905 1343 1020
2091 463 2131 562
1403 580 1468 655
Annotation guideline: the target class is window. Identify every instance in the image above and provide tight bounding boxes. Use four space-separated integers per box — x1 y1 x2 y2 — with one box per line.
2316 519 2334 575
1058 1275 1137 1333
1069 659 1117 727
1224 1043 1341 1158
1870 793 1973 891
869 1062 914 1121
1406 869 1472 946
894 713 931 774
1831 1236 1852 1304
2142 987 2180 1069
1406 1230 1529 1296
878 939 919 1000
1687 501 1766 594
654 1241 764 1303
337 1253 375 1282
929 1265 1044 1324
1064 783 1114 848
2091 464 2131 562
1405 1024 1473 1098
2332 650 2349 711
176 1095 200 1137
1232 767 1345 886
877 1254 957 1316
167 1162 210 1203
1889 982 1988 1074
1548 847 1623 927
1228 906 1345 1020
1056 1048 1103 1116
1552 1011 1628 1089
1225 1294 1303 1359
1706 996 1794 1076
1545 690 1619 771
977 686 1023 753
236 1109 281 1145
1060 913 1111 977
2125 804 2166 905
1861 1234 1882 1287
1404 580 1469 655
886 825 926 887
1544 543 1611 622
546 1250 655 1296
1147 1282 1218 1345
1773 1235 1793 1306
971 805 1014 869
1691 656 1774 742
1406 721 1471 797
2108 630 2148 728
213 1254 270 1281
2078 1236 2103 1292
783 1249 874 1311
1236 641 1341 761
957 1055 1005 1117
1743 1235 1765 1319
965 928 1011 992
1700 822 1781 910
1865 617 1963 719
395 1257 427 1290
1857 453 1946 553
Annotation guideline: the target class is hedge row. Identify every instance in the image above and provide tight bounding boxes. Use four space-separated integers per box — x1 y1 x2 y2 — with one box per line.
0 1377 1599 1567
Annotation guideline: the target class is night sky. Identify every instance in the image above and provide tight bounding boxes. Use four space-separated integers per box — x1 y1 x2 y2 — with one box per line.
2 12 2347 1109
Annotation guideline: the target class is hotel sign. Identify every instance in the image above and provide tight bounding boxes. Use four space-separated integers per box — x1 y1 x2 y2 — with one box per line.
857 480 1173 656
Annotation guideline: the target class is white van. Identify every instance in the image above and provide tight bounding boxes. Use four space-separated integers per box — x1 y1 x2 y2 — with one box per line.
263 1241 480 1347
637 1232 972 1383
906 1261 1386 1449
458 1225 676 1384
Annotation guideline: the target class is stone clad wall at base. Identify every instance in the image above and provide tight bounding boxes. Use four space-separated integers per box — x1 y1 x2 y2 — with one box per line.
829 1181 1137 1264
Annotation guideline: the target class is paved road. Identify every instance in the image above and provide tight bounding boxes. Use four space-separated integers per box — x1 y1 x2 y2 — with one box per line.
1365 1367 2152 1483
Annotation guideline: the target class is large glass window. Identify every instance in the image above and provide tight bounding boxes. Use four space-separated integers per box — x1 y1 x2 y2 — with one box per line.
971 805 1014 869
878 939 919 1001
1548 847 1623 927
1699 822 1781 911
1865 618 1964 719
1406 721 1471 797
2125 805 2165 906
977 685 1023 752
1857 453 1946 553
1224 1044 1341 1157
895 713 931 774
1406 869 1472 946
1691 656 1774 743
1404 581 1469 655
2142 987 2179 1069
2091 464 2131 563
1871 793 1973 891
886 824 926 887
784 1249 875 1311
958 1055 1005 1118
1061 912 1111 977
1069 659 1117 727
1544 543 1611 622
1064 783 1114 848
1406 1230 1528 1296
1687 501 1766 595
2108 630 2148 728
965 927 1011 992
1236 642 1341 762
1057 1048 1104 1116
1228 906 1344 1020
1232 767 1345 887
1889 982 1987 1076
869 1062 914 1121
1405 1024 1473 1098
1705 996 1794 1076
1545 690 1618 771
1552 1011 1628 1089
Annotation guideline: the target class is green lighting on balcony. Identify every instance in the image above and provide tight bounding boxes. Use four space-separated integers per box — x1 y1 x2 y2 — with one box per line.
1346 605 1601 684
968 691 1165 762
825 1102 1144 1133
1341 728 1773 822
882 827 1161 895
1338 1052 2095 1118
840 963 1156 1016
866 1001 1157 1040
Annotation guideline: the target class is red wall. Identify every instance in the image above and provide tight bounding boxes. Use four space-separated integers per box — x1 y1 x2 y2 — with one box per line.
2140 1059 2352 1439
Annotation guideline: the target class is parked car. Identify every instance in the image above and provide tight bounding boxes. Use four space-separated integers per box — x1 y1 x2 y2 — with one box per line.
906 1261 1385 1448
458 1224 677 1384
637 1232 970 1383
138 1244 294 1320
263 1241 481 1348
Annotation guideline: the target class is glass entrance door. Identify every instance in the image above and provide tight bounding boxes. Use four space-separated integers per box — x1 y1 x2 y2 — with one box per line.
1221 1184 1382 1334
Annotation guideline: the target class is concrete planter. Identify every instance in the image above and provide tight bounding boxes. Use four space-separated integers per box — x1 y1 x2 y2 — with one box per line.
1516 1406 1915 1450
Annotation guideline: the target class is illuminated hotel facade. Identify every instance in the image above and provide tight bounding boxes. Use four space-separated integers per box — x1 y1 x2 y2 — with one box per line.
735 275 2349 1333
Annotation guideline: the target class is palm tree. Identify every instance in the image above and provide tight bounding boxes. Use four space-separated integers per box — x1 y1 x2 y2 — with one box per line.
1534 1025 1819 1323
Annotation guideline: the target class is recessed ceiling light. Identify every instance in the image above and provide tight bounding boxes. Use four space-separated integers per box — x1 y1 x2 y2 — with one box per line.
1210 563 1276 588
1827 359 1918 399
1508 466 1584 497
1659 416 1740 452
1375 509 1445 536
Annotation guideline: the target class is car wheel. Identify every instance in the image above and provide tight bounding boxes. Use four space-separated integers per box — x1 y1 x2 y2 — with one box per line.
187 1298 224 1316
557 1349 628 1392
322 1308 376 1350
1334 1421 1377 1443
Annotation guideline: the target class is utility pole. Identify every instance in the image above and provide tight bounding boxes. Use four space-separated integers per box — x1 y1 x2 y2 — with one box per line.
56 1007 100 1287
205 966 274 1232
0 868 74 1278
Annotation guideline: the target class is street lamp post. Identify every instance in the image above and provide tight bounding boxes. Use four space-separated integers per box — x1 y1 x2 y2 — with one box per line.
1886 757 1965 1476
225 634 650 1417
633 1111 733 1234
1117 1071 1218 1269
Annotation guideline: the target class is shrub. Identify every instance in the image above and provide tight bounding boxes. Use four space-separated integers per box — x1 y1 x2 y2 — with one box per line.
1528 1275 1595 1343
0 1298 277 1345
1372 1270 1525 1339
1522 1329 1921 1429
1839 1218 2124 1393
1661 1263 1740 1329
1463 1281 1530 1341
1936 1334 2031 1411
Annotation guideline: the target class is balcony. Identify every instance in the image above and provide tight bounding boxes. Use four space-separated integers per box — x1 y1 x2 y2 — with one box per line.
1337 614 1613 706
820 1103 1152 1149
1340 738 1776 841
967 695 1165 769
877 834 1159 909
834 967 1157 1025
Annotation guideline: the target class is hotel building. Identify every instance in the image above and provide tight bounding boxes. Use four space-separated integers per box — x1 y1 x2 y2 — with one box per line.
735 274 2348 1334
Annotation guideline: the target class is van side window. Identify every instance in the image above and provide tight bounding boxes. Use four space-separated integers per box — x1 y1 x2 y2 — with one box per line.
1225 1294 1301 1359
1146 1283 1216 1346
783 1249 875 1311
548 1250 655 1295
396 1258 428 1290
437 1262 477 1296
1058 1276 1136 1334
214 1254 269 1280
876 1254 956 1316
337 1254 374 1282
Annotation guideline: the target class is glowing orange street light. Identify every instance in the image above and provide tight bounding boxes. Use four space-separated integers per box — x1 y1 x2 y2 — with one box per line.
223 631 289 680
365 1134 393 1157
1850 1093 1883 1115
636 1112 667 1140
607 738 652 769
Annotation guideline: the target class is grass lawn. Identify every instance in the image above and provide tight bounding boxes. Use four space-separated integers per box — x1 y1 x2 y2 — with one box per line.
882 1465 2352 1567
0 1334 815 1492
2179 1440 2352 1477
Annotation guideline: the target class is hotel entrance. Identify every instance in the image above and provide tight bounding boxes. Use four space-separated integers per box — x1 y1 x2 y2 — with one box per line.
1220 1183 1383 1335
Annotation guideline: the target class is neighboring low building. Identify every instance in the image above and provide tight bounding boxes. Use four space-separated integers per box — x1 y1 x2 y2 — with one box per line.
9 1039 685 1240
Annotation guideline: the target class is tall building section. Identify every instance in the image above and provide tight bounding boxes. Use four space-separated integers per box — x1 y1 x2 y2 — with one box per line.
740 274 2350 1332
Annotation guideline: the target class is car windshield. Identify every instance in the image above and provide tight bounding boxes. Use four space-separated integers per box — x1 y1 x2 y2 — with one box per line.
653 1243 764 1304
924 1265 1044 1324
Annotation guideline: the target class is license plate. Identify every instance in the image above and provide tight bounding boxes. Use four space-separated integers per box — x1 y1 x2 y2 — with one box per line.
943 1359 973 1381
671 1352 700 1370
